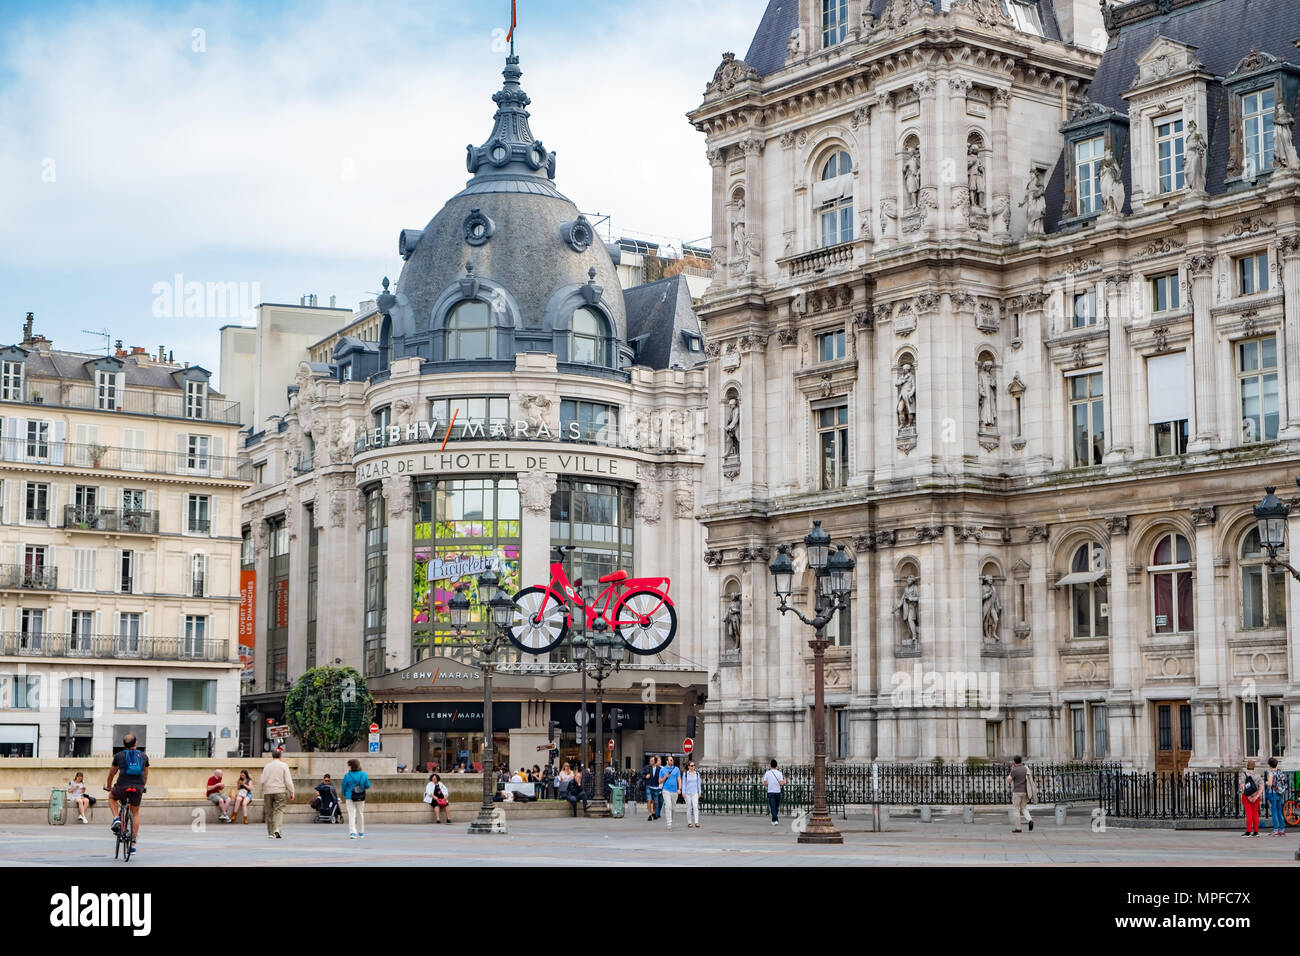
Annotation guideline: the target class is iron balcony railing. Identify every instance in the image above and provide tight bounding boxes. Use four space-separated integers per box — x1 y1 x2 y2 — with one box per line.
0 631 231 662
187 519 211 534
1098 770 1246 820
0 438 252 481
61 506 160 534
0 564 57 591
4 381 240 424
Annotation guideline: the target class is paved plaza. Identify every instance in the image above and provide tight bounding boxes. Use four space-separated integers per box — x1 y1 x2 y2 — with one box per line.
4 815 1296 866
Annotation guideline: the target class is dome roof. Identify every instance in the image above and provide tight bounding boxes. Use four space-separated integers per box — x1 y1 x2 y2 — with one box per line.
389 56 626 357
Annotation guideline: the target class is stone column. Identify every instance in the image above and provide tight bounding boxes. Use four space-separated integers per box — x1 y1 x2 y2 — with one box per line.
852 309 874 486
1186 253 1218 450
1279 235 1300 436
1026 523 1053 700
706 148 728 291
1284 507 1300 769
775 319 800 494
991 87 1012 239
517 470 556 592
1189 506 1220 767
739 336 770 497
917 74 939 238
779 132 797 259
876 92 898 246
739 135 766 283
382 475 413 673
1104 273 1132 462
285 498 312 679
251 515 270 696
1105 517 1134 694
1018 293 1051 475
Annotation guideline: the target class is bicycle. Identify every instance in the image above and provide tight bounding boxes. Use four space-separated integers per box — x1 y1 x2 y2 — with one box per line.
106 786 142 862
507 546 677 655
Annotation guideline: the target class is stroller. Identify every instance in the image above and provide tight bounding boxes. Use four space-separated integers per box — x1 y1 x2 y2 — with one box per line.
312 782 343 824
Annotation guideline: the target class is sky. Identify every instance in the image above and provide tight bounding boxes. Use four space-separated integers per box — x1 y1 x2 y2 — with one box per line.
0 0 765 383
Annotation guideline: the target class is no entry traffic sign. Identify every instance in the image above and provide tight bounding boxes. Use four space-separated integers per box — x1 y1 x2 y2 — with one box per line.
683 737 694 754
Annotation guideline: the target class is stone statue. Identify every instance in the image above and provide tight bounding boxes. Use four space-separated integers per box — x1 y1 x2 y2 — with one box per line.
981 575 1001 642
977 361 998 427
731 198 747 258
723 398 741 458
903 145 922 209
724 593 742 649
1098 147 1125 215
1185 119 1207 191
967 143 986 208
879 199 898 237
1020 168 1046 237
1274 103 1300 170
895 362 917 429
786 28 801 60
897 576 920 643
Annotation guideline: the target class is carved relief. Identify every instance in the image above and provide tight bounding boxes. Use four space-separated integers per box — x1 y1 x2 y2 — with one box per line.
517 469 557 515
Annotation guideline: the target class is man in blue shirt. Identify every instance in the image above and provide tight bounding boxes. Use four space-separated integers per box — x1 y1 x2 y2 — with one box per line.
658 755 681 830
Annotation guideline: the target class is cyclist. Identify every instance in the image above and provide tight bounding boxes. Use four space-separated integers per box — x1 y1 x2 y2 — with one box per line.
105 733 149 851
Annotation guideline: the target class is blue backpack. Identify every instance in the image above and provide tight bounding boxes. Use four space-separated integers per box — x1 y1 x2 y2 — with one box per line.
122 749 144 776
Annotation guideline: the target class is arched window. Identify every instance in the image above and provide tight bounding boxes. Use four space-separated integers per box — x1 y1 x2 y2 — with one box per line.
1150 532 1193 633
817 151 854 247
379 315 392 368
445 301 492 360
1067 543 1108 638
570 307 608 366
1242 528 1287 629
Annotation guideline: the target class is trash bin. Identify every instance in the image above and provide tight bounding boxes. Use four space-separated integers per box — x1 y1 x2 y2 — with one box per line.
610 782 626 818
48 787 67 826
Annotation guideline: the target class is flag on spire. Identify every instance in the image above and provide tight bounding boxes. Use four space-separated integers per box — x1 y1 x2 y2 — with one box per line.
507 0 517 44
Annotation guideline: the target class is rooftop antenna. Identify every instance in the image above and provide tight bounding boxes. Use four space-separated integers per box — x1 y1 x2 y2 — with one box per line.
81 328 111 356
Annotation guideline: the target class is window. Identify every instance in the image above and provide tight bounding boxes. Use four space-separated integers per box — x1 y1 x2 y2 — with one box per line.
122 488 145 515
1147 351 1188 458
1241 528 1287 629
306 519 318 669
1075 137 1104 216
817 151 854 247
445 300 493 360
1005 0 1043 34
1155 116 1185 193
186 494 211 534
0 360 22 400
834 708 849 760
185 379 207 419
1093 704 1108 758
183 615 206 658
70 610 94 650
186 435 210 472
1242 88 1276 178
1071 703 1087 759
168 678 215 713
373 405 391 435
24 482 48 522
190 553 207 597
561 400 620 444
1068 543 1108 638
119 550 135 594
115 678 146 712
1245 699 1260 756
1237 252 1269 295
821 0 847 47
550 480 635 618
1270 701 1286 757
95 370 120 411
816 404 849 490
116 612 142 653
1150 531 1193 633
1151 419 1188 457
26 420 49 459
431 396 510 437
986 722 1000 759
817 329 846 362
825 596 851 647
20 608 44 649
241 527 254 568
60 677 94 709
1238 336 1279 443
1072 290 1098 328
1068 372 1104 467
0 674 40 709
364 487 387 676
23 546 47 589
570 307 609 366
71 484 98 528
1151 273 1180 312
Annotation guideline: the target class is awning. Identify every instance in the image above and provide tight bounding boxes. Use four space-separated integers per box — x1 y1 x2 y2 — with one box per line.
1054 570 1107 587
813 174 853 206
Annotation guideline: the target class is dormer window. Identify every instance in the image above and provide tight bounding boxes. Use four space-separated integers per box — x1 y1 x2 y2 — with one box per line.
446 300 493 360
1004 0 1043 36
821 0 846 48
1075 137 1105 216
1155 117 1185 193
816 150 854 247
0 358 22 401
95 370 122 411
185 379 207 419
571 307 609 366
1242 88 1276 177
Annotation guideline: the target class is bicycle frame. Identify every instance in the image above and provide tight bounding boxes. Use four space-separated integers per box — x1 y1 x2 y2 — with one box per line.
533 560 673 629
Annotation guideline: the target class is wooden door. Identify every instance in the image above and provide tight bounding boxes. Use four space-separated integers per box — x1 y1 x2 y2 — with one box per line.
1153 700 1192 772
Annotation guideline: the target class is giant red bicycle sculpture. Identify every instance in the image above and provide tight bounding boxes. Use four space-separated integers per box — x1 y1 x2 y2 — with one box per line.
507 546 677 656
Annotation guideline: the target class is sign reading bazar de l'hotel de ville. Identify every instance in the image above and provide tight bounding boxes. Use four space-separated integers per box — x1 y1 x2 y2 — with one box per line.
355 447 625 482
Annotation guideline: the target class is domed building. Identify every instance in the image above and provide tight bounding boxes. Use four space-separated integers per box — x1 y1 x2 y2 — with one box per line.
230 55 710 771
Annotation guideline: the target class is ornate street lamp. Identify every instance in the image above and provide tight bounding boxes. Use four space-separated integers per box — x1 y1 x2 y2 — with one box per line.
769 521 854 845
1255 484 1300 581
448 584 471 630
581 624 622 817
466 570 513 835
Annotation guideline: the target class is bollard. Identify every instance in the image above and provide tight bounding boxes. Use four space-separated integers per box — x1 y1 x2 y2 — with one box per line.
1008 807 1019 826
877 804 890 829
920 805 932 822
962 805 974 824
1055 804 1067 826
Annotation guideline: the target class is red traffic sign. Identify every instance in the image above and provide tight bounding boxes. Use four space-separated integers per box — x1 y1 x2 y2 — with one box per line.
607 739 615 751
683 737 694 754
369 723 379 734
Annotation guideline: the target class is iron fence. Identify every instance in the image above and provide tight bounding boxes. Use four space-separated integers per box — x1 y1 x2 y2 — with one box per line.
1098 770 1245 820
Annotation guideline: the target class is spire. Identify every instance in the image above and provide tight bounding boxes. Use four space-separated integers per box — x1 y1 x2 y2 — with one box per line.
465 55 557 182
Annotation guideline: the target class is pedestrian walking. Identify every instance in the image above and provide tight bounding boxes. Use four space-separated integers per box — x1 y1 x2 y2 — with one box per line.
659 755 681 829
1266 757 1289 835
258 749 295 840
682 761 702 828
341 758 371 839
1240 759 1262 837
1006 754 1035 832
643 756 662 821
763 759 784 825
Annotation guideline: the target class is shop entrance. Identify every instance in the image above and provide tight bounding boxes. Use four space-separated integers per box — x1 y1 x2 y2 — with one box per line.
418 731 509 774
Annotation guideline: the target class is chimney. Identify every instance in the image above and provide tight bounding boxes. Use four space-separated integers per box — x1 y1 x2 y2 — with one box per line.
21 312 34 343
114 339 127 358
329 295 336 308
158 345 166 362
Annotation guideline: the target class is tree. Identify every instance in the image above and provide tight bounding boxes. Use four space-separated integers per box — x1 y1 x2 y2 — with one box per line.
284 666 375 752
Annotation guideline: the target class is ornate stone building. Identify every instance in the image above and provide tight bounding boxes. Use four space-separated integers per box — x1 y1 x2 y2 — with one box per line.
691 0 1300 769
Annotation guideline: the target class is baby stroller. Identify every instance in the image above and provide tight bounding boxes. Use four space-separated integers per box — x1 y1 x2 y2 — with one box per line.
312 782 343 824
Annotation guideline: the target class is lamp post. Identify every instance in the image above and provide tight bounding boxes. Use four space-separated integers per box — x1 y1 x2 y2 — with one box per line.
768 520 853 845
1254 484 1300 582
450 571 514 835
582 625 624 817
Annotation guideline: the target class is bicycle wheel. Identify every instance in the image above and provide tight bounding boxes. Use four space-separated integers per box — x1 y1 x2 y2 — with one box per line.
508 586 569 654
1284 799 1300 827
122 812 134 862
611 589 677 655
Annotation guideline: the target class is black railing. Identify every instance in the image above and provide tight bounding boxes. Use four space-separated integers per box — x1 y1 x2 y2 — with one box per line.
62 506 159 534
0 631 230 662
187 519 212 534
0 564 57 590
1098 770 1245 820
24 509 48 523
0 438 252 481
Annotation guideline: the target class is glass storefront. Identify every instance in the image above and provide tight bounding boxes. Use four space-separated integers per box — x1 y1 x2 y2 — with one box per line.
416 731 509 774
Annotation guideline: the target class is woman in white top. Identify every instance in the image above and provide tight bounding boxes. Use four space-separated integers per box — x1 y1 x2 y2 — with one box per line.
67 771 96 823
424 773 451 824
556 761 574 800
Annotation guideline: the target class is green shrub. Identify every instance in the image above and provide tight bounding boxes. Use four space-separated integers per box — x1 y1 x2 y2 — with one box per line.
284 666 375 752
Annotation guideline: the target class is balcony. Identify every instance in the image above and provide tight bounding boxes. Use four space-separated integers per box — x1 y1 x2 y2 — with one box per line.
61 506 160 534
0 564 57 590
0 632 231 662
186 519 212 535
3 381 240 424
778 240 857 279
0 439 252 481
